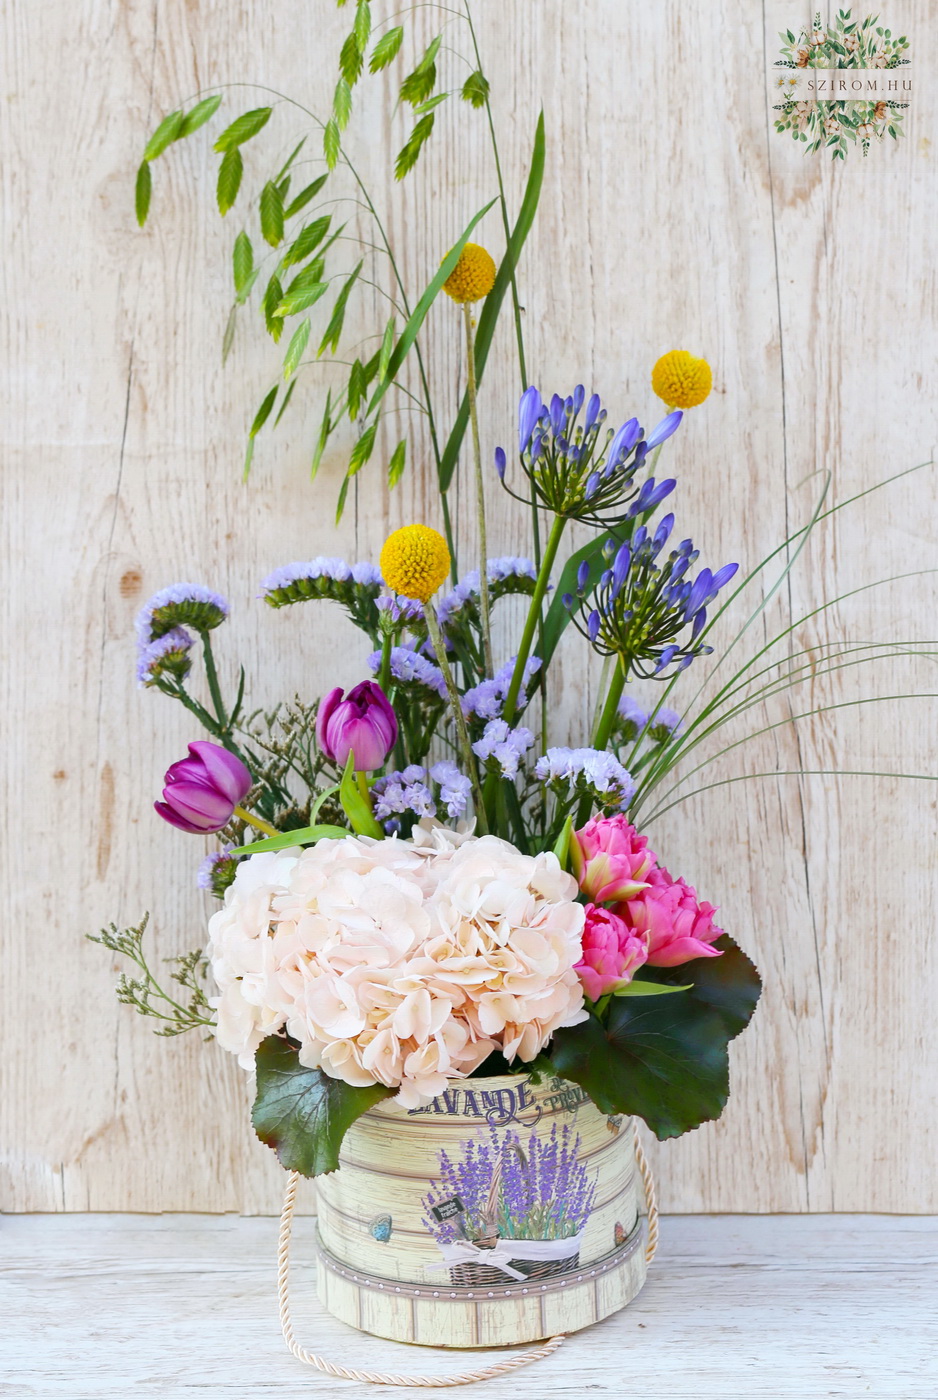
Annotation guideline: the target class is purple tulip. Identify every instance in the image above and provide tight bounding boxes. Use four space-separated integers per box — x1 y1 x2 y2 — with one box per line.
316 680 398 772
155 741 252 834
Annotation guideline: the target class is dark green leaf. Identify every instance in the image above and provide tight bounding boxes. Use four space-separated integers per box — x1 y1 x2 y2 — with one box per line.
135 161 152 226
348 420 377 475
178 93 223 137
259 180 284 247
282 318 311 378
550 935 761 1140
439 112 545 490
142 110 184 161
249 384 278 437
461 70 490 108
282 215 331 267
252 1035 392 1177
387 438 406 488
263 274 284 340
333 77 352 131
213 106 272 152
232 230 253 294
284 173 328 219
366 204 494 418
216 147 243 216
318 261 362 355
369 25 404 72
339 32 363 85
323 117 341 170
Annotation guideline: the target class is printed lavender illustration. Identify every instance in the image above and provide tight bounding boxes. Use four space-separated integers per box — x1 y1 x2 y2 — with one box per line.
422 1124 597 1286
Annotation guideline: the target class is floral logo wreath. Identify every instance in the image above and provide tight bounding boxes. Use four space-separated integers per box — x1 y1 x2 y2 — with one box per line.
773 9 911 160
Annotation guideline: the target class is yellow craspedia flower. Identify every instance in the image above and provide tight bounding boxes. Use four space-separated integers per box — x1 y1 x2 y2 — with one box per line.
651 351 713 410
442 242 497 304
380 524 451 603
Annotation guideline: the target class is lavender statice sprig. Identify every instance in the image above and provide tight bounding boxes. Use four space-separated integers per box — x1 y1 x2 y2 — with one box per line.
261 557 383 638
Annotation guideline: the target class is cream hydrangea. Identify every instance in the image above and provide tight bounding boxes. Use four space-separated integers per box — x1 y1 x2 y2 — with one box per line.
206 826 588 1107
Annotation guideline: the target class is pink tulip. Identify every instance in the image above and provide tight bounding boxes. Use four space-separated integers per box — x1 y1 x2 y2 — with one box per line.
622 867 724 967
155 741 252 834
570 814 656 903
574 903 649 1003
316 680 398 772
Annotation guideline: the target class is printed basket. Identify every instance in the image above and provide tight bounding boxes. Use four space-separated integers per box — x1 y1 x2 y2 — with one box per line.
313 1071 648 1348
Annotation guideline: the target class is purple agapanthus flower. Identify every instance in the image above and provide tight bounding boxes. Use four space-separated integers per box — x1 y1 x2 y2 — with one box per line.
135 584 229 644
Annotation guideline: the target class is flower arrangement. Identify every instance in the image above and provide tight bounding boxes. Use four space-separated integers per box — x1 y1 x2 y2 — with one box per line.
773 9 911 160
94 0 934 1184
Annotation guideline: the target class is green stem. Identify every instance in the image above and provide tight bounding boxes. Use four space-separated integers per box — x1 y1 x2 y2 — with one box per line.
378 628 393 695
233 804 280 839
463 303 494 678
574 657 626 825
424 604 488 832
592 658 626 752
503 515 566 724
199 631 228 732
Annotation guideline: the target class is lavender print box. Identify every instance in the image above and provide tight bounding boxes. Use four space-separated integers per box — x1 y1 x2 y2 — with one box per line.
314 1072 647 1348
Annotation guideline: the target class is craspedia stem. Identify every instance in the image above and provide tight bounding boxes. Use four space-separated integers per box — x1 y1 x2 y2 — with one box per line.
463 303 495 679
424 606 489 834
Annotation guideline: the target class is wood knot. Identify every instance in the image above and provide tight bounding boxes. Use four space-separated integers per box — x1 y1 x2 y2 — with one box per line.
119 567 143 599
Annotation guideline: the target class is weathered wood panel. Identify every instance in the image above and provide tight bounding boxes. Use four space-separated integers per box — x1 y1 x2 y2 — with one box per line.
0 0 935 1213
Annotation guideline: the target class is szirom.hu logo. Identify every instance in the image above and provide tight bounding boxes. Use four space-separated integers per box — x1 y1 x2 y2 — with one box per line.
772 9 911 160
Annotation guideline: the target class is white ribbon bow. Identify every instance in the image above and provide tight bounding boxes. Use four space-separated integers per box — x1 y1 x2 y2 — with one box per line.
427 1231 585 1284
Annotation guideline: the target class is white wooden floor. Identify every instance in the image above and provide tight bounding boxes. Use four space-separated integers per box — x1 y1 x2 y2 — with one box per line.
4 1213 936 1399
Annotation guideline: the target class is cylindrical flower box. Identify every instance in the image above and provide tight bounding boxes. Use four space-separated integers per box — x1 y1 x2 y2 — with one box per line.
314 1072 647 1348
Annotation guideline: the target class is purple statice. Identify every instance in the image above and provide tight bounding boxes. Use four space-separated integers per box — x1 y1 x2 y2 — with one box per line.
429 761 472 820
376 594 425 629
535 746 636 810
472 720 535 779
260 557 382 607
366 646 447 701
423 1124 596 1246
463 656 542 721
618 695 648 734
437 558 538 630
197 848 238 898
648 706 683 740
136 627 194 687
135 583 229 644
371 765 436 825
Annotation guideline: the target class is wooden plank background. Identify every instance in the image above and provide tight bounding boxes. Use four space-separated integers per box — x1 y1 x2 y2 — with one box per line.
1 0 935 1214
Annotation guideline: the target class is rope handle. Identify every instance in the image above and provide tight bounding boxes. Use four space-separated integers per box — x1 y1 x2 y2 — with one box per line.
277 1119 658 1387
